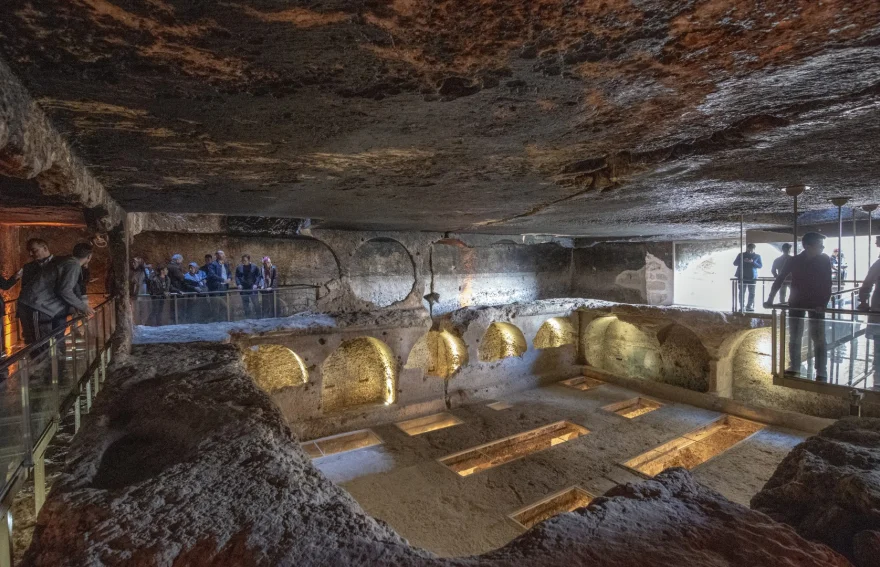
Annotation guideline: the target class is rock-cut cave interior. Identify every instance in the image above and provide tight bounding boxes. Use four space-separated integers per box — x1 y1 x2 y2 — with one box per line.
1 2 879 566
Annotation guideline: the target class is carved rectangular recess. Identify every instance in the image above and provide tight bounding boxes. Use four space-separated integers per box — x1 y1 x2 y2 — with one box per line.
487 401 513 411
396 412 464 436
602 397 662 419
560 376 604 391
622 415 764 477
302 429 383 459
509 486 595 530
439 421 589 477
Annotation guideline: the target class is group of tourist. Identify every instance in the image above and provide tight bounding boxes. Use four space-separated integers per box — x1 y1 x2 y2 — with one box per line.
734 243 847 312
0 238 94 360
130 251 279 325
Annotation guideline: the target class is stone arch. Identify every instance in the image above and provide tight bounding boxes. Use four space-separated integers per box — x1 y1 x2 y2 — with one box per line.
657 323 711 392
349 238 416 307
478 322 527 362
405 330 469 379
582 315 661 379
534 317 577 349
242 344 308 393
321 337 397 412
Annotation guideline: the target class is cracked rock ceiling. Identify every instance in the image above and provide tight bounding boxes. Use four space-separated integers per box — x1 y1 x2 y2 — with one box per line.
2 0 880 239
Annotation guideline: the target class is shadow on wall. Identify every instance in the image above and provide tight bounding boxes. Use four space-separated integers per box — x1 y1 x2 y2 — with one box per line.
428 240 571 315
322 337 397 412
405 330 468 379
583 316 710 392
478 322 527 362
242 344 308 393
349 238 415 307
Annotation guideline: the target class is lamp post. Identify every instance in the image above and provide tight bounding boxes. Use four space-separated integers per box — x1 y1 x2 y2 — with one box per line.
785 185 807 254
831 197 851 295
863 204 879 264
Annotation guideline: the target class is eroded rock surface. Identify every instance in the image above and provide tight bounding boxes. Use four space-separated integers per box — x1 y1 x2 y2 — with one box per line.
24 342 849 566
751 417 880 567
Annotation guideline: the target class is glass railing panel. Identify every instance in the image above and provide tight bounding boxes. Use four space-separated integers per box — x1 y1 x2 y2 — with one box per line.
0 361 25 484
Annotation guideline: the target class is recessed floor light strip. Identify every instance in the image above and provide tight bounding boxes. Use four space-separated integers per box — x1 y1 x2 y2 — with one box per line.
487 401 512 411
510 486 595 529
439 421 589 477
302 428 383 459
602 397 662 419
560 376 604 391
396 412 464 436
622 415 764 477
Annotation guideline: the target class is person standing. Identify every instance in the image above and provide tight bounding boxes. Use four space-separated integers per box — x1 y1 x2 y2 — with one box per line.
18 240 94 355
771 243 793 303
180 262 207 323
764 232 833 381
858 236 880 389
0 268 22 359
260 256 278 318
235 254 262 319
206 251 233 321
167 254 186 292
734 243 763 312
147 265 171 326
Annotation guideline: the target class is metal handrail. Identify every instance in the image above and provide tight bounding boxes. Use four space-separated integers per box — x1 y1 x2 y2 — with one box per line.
0 297 117 566
131 283 320 298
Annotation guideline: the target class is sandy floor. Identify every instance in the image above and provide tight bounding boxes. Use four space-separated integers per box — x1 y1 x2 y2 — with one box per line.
312 379 808 557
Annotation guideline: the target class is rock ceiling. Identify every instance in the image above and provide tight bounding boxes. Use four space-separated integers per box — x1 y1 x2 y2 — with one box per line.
2 0 879 239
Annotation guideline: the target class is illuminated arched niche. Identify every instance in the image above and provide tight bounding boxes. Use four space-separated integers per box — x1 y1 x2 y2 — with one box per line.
583 315 661 379
478 322 527 362
405 330 469 379
242 344 308 393
533 317 577 349
322 337 397 412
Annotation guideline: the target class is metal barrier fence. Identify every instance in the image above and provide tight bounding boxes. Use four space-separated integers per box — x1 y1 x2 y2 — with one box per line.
767 288 879 411
0 297 117 566
730 277 862 313
131 285 320 326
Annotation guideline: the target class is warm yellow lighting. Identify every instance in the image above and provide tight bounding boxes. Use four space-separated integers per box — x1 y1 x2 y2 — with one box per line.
478 322 527 362
241 344 308 393
602 397 662 419
560 376 604 391
322 337 397 412
405 330 469 378
623 415 764 477
510 487 594 529
396 412 464 436
439 421 589 476
534 317 577 349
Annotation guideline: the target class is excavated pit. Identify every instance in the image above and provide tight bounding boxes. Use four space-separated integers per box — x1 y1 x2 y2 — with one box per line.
603 397 663 419
623 416 766 477
396 412 464 436
509 486 595 530
438 421 590 477
302 429 384 460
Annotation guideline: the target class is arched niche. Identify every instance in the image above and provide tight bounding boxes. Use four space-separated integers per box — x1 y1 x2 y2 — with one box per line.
405 330 469 379
657 324 711 392
321 337 397 412
349 238 416 307
478 322 527 362
583 315 661 380
242 344 308 393
534 317 577 349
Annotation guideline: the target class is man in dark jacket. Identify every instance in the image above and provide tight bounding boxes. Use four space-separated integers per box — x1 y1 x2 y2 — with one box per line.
18 240 94 353
764 232 832 381
236 254 262 318
733 243 763 312
857 235 880 388
206 251 232 322
167 254 186 293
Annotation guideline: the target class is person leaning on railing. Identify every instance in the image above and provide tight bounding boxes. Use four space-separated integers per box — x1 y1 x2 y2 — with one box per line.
259 256 278 318
764 232 833 381
857 235 880 388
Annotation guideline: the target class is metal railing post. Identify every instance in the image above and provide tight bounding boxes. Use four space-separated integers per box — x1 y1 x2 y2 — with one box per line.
49 336 60 416
173 295 179 325
226 291 232 321
0 505 12 567
771 309 778 377
780 309 787 376
273 289 278 318
19 359 33 467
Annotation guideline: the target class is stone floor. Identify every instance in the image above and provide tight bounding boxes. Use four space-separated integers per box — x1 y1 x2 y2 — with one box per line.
311 379 808 557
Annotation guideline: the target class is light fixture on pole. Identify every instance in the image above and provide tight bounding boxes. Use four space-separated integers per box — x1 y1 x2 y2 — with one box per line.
863 204 879 262
785 185 807 254
830 197 851 293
